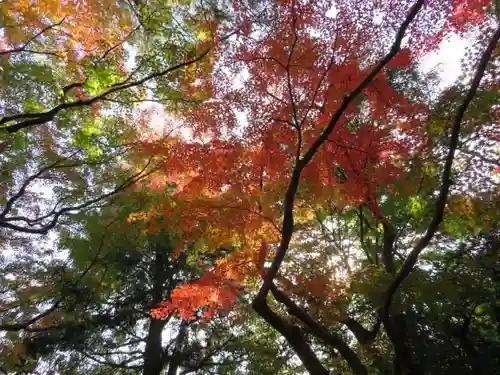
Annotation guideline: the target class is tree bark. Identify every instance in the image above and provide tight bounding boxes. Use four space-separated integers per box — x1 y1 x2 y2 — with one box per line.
143 318 168 375
143 245 169 375
253 299 330 375
166 321 188 375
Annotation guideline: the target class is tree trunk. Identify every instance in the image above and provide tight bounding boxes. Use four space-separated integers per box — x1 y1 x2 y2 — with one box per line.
384 312 422 375
166 322 188 375
143 244 170 375
143 318 168 375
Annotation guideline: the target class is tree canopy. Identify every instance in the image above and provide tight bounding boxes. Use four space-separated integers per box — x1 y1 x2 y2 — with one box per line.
1 1 499 375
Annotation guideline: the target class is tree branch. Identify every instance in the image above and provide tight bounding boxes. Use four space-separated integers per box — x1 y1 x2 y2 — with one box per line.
0 156 156 234
270 284 367 375
253 0 425 307
252 297 330 375
0 226 110 331
0 38 218 133
0 18 66 57
381 23 500 321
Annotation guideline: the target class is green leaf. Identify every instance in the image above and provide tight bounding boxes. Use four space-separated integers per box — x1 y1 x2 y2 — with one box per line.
408 196 426 218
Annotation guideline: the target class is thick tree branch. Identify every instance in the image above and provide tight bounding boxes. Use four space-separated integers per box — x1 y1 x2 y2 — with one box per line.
358 206 375 264
0 51 210 132
253 0 425 307
270 284 367 375
381 220 397 275
252 298 330 375
381 23 500 321
342 317 380 346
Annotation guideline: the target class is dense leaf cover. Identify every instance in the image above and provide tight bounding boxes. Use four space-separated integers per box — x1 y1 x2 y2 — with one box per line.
0 1 499 375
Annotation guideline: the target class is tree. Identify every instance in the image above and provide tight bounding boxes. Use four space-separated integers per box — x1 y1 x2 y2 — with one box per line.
0 1 272 373
393 228 500 374
0 0 237 238
1 0 499 374
0 189 290 375
138 1 500 374
0 0 241 134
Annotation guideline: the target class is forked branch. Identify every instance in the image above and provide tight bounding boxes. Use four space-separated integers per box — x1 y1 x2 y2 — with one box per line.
253 0 426 307
381 23 500 321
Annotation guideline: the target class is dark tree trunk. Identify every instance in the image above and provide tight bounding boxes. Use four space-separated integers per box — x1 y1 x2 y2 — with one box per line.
143 245 169 375
384 313 422 375
166 322 188 375
143 318 168 375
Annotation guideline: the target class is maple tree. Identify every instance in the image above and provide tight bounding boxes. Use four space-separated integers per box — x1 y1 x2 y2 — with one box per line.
0 0 235 237
134 1 500 374
0 188 289 375
0 0 499 374
1 0 131 56
0 2 289 374
0 0 233 132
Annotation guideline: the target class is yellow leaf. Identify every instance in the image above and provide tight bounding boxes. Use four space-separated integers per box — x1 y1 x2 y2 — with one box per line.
196 30 211 41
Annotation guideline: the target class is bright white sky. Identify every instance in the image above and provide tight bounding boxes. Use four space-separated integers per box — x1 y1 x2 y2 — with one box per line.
420 33 470 87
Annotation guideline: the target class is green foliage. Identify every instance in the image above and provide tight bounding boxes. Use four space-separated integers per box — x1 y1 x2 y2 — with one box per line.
83 62 123 96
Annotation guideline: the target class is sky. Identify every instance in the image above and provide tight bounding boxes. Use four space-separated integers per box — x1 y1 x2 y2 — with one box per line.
420 33 470 87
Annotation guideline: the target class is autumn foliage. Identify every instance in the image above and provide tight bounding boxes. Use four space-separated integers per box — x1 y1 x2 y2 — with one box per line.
143 0 494 323
1 0 131 59
0 0 499 374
